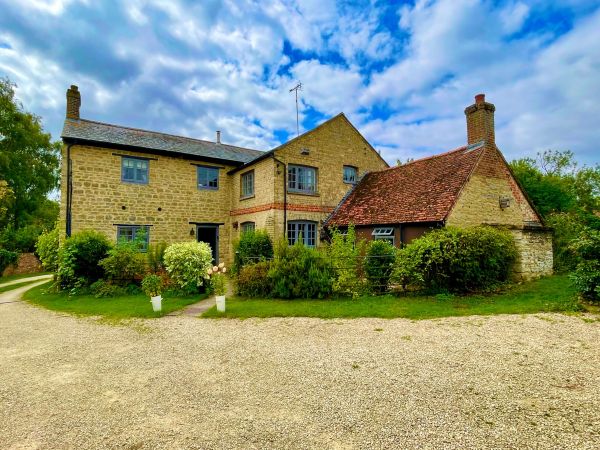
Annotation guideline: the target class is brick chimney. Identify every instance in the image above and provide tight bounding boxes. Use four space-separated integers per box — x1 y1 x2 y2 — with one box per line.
66 85 81 119
464 93 495 145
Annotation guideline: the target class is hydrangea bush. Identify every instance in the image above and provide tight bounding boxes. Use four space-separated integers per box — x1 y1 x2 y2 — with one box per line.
163 241 213 293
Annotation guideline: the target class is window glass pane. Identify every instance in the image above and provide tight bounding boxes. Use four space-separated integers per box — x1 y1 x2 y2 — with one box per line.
198 166 219 189
287 221 317 247
117 226 149 251
122 157 148 184
288 165 315 193
242 171 254 197
241 222 255 233
343 166 357 183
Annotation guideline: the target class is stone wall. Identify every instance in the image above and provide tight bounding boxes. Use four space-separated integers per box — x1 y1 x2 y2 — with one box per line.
60 114 389 263
510 229 553 280
2 253 43 277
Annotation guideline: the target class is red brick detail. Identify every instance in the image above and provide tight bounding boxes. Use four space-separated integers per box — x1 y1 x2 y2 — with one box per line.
1 253 43 277
230 203 335 216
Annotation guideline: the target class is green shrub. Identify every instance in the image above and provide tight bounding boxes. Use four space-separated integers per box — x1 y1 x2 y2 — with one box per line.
237 261 272 297
569 228 600 302
233 230 274 273
364 240 396 294
99 241 146 285
35 226 60 272
57 230 112 290
269 240 333 299
147 242 167 273
326 225 366 298
163 241 213 294
90 280 126 298
141 274 164 297
392 226 517 293
545 212 585 272
0 248 18 273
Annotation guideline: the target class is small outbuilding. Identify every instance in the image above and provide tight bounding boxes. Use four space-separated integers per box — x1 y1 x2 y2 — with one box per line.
325 94 553 280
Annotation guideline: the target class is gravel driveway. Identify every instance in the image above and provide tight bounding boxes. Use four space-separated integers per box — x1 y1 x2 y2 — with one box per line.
1 297 599 449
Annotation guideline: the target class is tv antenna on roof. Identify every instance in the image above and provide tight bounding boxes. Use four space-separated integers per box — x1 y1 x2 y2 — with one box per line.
289 82 302 137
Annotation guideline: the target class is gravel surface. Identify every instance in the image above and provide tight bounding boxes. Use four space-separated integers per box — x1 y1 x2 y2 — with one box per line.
1 299 599 449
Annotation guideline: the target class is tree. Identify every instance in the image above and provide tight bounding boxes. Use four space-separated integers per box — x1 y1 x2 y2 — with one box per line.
0 77 60 230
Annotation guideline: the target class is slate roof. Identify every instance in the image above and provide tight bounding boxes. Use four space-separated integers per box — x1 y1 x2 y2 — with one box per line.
61 118 264 164
326 143 486 226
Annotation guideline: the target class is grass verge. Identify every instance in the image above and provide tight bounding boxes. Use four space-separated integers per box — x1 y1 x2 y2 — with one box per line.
202 275 583 320
23 283 207 319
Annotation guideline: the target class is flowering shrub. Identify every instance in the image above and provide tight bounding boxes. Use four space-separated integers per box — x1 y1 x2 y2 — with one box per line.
207 263 227 295
163 241 213 294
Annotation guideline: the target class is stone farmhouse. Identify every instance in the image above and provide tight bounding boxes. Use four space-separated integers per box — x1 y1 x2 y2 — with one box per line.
326 94 553 279
59 85 389 264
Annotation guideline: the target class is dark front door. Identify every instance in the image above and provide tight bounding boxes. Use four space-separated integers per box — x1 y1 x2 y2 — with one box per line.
196 225 219 263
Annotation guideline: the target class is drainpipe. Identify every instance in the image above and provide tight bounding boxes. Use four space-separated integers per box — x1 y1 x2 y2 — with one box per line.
272 155 287 238
65 143 73 237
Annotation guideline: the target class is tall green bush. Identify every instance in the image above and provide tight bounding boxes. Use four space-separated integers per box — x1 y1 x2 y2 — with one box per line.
392 226 517 293
57 230 112 290
269 240 333 299
35 226 60 271
364 240 396 294
326 225 366 298
147 242 167 273
569 228 600 302
0 248 18 274
233 230 274 273
163 241 213 294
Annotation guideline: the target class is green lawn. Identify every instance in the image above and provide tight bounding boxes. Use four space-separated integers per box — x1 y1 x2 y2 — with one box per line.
202 275 583 320
23 283 207 319
0 272 51 284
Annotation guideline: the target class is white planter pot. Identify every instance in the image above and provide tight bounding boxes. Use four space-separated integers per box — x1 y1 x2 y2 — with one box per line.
151 295 162 312
216 295 226 312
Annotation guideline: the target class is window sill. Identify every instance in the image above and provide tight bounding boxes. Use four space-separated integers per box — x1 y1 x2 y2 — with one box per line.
121 180 149 185
240 195 255 201
288 190 320 197
343 180 357 185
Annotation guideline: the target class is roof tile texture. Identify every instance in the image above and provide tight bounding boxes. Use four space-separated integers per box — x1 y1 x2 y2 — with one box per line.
327 146 485 226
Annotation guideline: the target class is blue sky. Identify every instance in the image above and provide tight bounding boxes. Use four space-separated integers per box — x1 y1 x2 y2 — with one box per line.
1 0 599 165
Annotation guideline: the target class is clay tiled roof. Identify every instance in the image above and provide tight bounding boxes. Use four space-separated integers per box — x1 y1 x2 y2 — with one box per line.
62 118 264 164
327 143 485 226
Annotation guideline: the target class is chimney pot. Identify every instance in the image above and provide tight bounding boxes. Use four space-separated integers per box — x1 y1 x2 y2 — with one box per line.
475 93 485 104
216 130 221 144
66 85 81 120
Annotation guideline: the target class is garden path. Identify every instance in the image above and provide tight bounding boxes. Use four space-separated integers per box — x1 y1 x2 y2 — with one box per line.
0 275 53 305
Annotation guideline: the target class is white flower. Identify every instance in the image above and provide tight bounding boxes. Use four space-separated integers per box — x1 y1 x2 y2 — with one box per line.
212 266 219 272
207 268 213 275
222 267 227 273
218 262 225 269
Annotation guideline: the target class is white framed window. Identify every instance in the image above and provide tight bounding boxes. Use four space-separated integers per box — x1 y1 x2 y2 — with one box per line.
287 221 317 247
288 165 317 194
372 227 395 245
343 165 357 183
241 170 254 198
